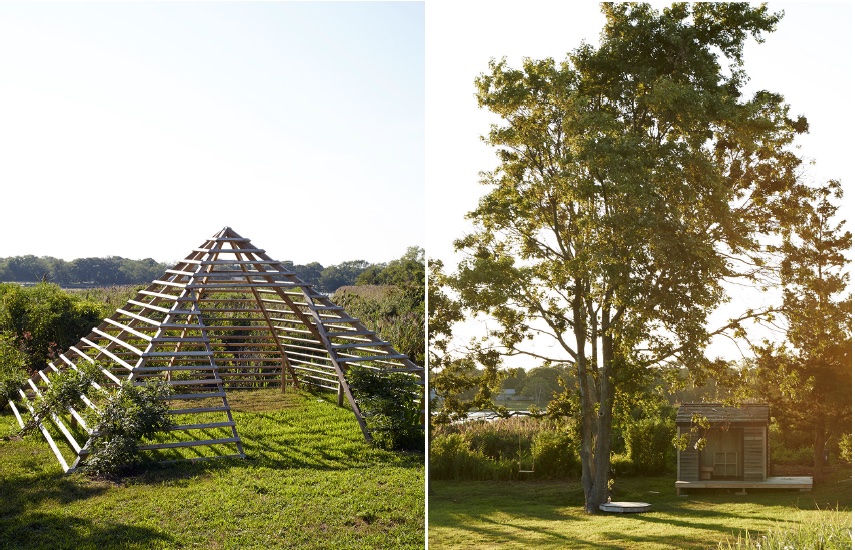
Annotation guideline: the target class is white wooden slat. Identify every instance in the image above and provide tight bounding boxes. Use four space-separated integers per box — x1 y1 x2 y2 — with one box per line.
80 338 136 371
91 328 146 356
115 308 162 326
103 318 154 341
18 390 70 472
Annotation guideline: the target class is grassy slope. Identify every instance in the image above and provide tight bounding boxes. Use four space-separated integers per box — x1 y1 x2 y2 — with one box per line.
0 389 424 550
429 469 851 549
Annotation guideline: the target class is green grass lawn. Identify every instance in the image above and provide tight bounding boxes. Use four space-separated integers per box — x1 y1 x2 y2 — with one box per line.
429 468 851 549
0 388 424 550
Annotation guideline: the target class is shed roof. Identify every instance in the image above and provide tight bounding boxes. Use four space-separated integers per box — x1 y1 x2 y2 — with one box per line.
676 403 769 424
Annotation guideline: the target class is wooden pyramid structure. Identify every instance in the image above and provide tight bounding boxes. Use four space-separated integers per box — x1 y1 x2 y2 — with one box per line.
7 227 424 472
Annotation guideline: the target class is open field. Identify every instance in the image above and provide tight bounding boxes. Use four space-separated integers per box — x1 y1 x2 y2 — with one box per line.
429 468 851 549
0 389 424 550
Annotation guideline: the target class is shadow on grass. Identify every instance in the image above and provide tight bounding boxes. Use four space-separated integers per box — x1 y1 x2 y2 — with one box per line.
451 512 619 549
0 512 172 550
0 472 107 518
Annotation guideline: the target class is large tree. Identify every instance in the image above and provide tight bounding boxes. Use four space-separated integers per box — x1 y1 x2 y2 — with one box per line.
448 3 809 513
754 180 851 484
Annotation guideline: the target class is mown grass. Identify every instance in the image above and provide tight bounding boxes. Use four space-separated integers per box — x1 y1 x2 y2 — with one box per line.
428 467 851 549
0 388 424 549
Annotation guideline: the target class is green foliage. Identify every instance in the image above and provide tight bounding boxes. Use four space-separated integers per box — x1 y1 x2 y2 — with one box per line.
531 429 578 479
13 363 174 478
317 260 371 293
333 286 425 367
754 179 851 483
431 416 578 481
623 416 676 475
0 255 169 286
0 333 28 407
355 246 425 290
0 282 105 372
346 365 423 451
18 362 100 436
839 433 852 464
80 379 174 478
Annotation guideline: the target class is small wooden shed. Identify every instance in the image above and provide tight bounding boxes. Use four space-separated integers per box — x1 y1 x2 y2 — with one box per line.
676 403 770 483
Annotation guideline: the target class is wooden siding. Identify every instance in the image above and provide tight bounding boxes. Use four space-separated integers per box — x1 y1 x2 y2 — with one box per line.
743 426 766 481
677 426 699 481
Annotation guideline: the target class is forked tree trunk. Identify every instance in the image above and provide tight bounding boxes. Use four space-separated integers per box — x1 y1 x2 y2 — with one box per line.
577 294 618 514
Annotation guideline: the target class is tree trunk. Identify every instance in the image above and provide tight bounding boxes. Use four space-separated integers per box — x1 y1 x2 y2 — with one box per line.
585 309 616 514
573 283 598 512
813 422 826 485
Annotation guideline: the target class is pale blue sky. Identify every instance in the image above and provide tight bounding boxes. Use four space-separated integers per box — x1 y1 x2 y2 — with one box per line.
0 2 424 265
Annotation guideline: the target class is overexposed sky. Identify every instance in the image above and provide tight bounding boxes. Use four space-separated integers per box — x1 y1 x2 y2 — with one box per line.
425 1 853 365
0 2 424 266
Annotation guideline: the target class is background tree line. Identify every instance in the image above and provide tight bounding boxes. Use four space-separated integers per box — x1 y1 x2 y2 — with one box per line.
0 247 424 397
0 246 424 294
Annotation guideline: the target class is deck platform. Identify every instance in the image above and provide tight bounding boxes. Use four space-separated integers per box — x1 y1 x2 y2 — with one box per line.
675 476 813 495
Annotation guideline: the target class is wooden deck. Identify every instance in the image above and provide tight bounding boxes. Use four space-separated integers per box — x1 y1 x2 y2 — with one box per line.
675 476 813 495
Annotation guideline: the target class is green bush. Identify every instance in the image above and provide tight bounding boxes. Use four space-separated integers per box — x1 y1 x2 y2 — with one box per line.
17 363 100 435
531 429 578 479
429 433 517 481
346 365 423 451
80 379 173 478
772 443 814 466
624 416 676 475
610 452 636 477
0 333 28 408
12 364 174 478
839 433 852 464
0 282 104 372
431 416 580 480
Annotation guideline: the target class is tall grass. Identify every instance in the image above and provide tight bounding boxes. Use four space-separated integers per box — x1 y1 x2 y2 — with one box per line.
431 416 578 481
717 507 852 550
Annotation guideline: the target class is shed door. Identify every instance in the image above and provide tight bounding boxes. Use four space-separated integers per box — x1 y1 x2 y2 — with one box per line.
743 426 765 481
701 427 742 479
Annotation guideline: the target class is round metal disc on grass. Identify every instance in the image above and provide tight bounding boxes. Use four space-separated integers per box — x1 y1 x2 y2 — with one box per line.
599 501 652 513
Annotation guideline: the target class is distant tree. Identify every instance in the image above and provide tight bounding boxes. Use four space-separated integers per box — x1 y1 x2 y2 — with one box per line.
284 261 324 288
500 367 527 392
754 180 851 484
448 3 808 513
520 366 564 407
317 260 371 293
4 255 49 282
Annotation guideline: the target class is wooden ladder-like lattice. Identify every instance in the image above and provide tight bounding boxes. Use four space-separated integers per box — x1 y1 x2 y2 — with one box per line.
8 227 424 472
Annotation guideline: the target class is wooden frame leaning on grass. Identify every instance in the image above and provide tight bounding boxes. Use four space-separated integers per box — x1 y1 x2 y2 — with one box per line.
7 226 425 472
